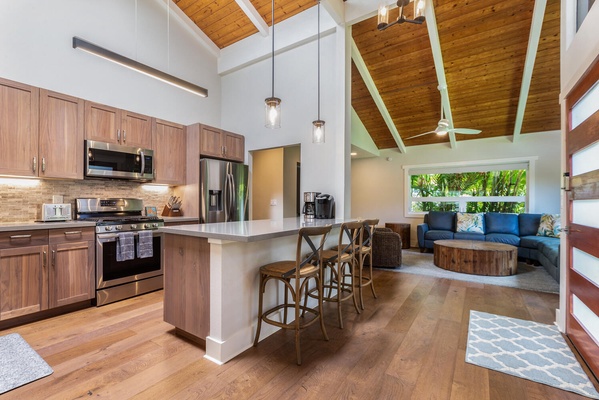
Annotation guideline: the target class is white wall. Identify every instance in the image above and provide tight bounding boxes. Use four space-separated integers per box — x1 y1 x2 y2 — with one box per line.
220 20 349 217
0 0 221 126
351 131 561 246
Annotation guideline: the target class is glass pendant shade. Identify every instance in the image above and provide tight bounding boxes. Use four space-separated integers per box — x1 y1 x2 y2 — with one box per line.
414 0 426 21
312 120 325 144
377 4 389 29
265 97 281 129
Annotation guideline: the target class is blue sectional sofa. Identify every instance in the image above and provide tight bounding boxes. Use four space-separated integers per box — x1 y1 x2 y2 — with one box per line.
417 211 560 282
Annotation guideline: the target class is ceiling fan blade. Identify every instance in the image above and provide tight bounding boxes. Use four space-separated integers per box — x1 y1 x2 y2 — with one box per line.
449 128 482 134
405 131 436 140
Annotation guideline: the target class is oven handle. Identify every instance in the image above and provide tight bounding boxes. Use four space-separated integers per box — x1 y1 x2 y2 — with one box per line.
97 231 158 240
140 150 146 175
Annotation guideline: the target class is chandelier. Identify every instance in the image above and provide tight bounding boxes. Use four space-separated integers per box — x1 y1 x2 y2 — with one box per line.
377 0 426 31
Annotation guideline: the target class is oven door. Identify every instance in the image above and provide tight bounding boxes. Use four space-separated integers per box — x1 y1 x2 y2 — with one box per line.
96 231 163 289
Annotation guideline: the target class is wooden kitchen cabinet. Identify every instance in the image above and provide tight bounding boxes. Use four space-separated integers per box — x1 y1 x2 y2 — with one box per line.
85 101 152 148
0 231 49 321
0 77 39 177
152 119 186 185
199 124 245 162
49 228 95 308
39 90 84 179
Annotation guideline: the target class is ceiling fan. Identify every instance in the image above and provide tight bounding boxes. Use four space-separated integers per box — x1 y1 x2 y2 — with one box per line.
406 104 482 140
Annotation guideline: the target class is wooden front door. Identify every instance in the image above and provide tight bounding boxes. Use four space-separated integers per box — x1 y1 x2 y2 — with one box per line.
565 55 599 379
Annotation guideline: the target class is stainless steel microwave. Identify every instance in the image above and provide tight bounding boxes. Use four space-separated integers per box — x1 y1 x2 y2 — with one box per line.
85 140 154 181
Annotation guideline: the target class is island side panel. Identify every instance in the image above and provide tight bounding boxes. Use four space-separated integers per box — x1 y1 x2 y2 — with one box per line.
163 234 210 341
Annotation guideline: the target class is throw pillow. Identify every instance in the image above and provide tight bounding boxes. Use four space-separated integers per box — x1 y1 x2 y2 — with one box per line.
537 214 561 237
456 212 484 234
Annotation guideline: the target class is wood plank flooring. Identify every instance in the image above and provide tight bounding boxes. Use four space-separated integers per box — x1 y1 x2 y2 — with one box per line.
1 270 597 399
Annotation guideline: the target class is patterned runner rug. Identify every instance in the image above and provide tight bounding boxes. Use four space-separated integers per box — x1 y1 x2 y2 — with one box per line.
466 311 599 399
0 333 53 394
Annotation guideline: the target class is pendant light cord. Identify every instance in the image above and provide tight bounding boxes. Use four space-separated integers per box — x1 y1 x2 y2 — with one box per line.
271 0 275 98
317 0 321 120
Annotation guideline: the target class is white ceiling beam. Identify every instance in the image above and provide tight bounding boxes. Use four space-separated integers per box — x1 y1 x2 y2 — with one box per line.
512 0 547 141
351 38 408 153
321 0 345 25
424 0 457 149
235 0 269 36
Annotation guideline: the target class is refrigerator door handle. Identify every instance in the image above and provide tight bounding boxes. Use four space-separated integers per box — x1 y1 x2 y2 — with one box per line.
230 173 236 212
223 168 229 222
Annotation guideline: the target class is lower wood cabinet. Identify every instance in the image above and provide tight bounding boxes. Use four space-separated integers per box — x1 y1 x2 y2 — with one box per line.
49 228 95 308
0 228 95 322
0 244 48 321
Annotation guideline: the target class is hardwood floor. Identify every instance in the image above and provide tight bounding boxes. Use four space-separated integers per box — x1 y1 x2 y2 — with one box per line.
1 270 596 399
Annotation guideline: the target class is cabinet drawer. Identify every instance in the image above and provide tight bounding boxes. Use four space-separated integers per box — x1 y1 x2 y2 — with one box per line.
49 227 95 244
0 230 48 249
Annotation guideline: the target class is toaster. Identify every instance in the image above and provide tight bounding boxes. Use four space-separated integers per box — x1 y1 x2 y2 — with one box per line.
41 203 72 221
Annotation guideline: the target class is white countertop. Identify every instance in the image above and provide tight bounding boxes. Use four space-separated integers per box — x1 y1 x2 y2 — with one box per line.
0 220 97 232
158 217 347 242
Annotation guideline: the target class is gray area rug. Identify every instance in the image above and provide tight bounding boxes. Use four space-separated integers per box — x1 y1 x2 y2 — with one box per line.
466 311 599 399
384 250 559 293
0 333 53 394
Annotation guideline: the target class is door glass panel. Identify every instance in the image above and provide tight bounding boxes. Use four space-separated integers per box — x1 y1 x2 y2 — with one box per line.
573 200 599 229
572 141 599 176
572 81 599 129
573 295 599 346
573 247 599 287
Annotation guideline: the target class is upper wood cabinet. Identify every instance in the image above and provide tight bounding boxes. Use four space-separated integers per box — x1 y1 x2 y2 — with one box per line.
39 90 84 179
85 101 152 149
199 124 244 162
152 119 186 185
0 78 39 177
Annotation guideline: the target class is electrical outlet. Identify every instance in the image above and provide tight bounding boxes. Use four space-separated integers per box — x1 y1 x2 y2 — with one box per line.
270 199 277 206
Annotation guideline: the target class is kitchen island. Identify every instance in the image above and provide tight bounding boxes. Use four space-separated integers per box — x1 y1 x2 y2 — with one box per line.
159 217 346 364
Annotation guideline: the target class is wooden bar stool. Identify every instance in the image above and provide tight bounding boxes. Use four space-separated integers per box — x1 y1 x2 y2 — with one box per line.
253 225 332 365
306 221 362 329
356 219 379 310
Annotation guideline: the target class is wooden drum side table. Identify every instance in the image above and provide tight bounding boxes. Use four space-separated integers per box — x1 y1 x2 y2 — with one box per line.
433 240 518 276
384 222 411 249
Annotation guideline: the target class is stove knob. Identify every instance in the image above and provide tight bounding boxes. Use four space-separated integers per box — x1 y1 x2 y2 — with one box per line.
105 226 112 231
152 223 158 228
143 224 149 229
115 225 123 231
130 224 137 230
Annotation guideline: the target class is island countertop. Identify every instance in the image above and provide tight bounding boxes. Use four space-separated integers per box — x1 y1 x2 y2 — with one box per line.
158 217 346 242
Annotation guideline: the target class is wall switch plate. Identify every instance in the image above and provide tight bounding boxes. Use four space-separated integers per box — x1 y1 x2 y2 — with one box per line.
270 199 277 206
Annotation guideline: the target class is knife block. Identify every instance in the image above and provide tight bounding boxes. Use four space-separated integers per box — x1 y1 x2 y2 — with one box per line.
162 205 183 217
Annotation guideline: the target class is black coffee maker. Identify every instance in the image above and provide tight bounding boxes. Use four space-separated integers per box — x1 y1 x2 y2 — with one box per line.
302 192 320 220
315 194 335 219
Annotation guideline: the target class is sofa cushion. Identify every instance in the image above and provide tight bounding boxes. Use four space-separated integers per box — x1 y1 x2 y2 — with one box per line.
485 233 520 246
424 230 454 241
519 213 542 237
456 212 484 233
537 214 561 238
485 212 519 235
427 211 455 231
538 241 560 266
454 232 485 241
520 235 558 249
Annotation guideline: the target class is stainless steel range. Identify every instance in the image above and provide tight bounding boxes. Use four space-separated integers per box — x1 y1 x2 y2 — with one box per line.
76 198 164 306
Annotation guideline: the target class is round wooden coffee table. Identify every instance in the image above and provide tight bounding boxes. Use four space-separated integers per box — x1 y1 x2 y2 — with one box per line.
433 240 518 276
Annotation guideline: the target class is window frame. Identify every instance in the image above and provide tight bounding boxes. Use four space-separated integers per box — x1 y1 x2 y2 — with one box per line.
403 156 537 217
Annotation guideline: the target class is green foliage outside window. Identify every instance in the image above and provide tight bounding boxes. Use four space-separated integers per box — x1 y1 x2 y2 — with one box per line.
410 170 527 213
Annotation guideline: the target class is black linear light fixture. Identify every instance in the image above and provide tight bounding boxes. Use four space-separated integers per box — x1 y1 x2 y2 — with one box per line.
72 36 208 97
377 0 426 30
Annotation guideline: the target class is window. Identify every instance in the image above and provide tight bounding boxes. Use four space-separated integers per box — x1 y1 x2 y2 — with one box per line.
404 158 534 215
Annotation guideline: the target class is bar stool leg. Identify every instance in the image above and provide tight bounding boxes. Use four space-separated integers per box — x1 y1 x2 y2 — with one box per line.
367 252 377 300
253 273 266 347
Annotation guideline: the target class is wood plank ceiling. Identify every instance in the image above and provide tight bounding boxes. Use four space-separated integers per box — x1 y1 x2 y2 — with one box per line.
174 0 561 150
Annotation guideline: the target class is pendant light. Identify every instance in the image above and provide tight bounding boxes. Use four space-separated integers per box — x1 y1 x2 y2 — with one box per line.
312 0 325 144
265 0 281 129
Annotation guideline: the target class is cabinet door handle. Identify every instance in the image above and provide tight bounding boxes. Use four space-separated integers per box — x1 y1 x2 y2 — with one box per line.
32 156 37 173
64 231 82 235
43 251 47 268
52 250 56 266
117 129 121 143
42 157 46 172
123 130 126 143
10 234 32 239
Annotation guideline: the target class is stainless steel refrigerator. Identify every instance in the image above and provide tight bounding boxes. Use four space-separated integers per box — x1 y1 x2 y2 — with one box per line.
199 158 249 223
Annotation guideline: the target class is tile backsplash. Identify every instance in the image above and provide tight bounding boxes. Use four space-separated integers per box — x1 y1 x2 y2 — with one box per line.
0 179 177 222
